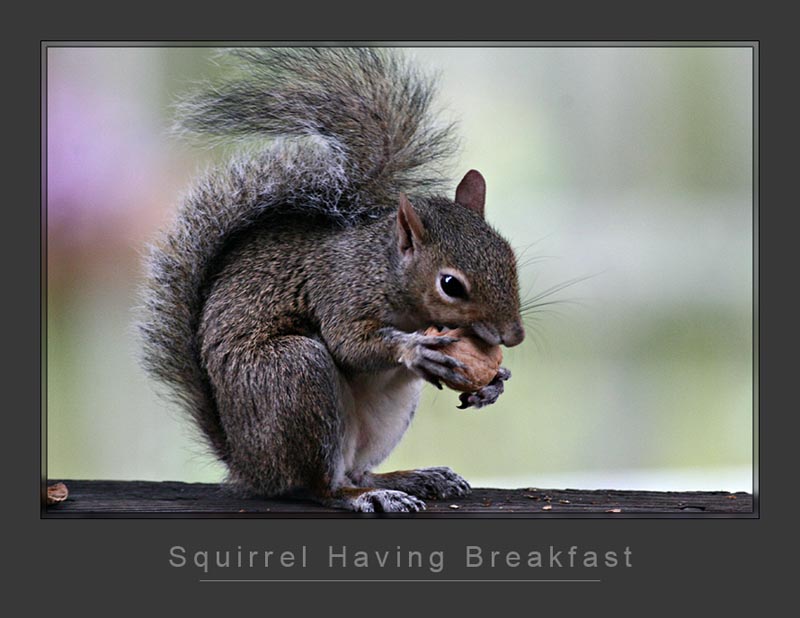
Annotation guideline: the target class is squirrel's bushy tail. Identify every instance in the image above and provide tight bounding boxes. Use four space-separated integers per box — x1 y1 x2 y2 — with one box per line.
177 47 458 212
139 48 457 461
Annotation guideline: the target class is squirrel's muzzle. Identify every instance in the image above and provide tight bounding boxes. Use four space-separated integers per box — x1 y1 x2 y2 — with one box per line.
472 321 525 348
501 321 525 347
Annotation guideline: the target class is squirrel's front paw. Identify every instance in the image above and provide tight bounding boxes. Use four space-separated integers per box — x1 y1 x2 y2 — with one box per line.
351 489 426 513
457 367 511 409
396 331 472 390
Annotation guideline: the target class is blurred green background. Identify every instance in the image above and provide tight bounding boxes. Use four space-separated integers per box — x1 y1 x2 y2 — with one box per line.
46 46 753 491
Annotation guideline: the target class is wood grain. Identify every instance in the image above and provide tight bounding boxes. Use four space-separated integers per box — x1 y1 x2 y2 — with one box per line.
43 480 754 517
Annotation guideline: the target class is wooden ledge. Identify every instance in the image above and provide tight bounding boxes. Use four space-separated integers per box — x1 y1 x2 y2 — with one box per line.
43 480 754 517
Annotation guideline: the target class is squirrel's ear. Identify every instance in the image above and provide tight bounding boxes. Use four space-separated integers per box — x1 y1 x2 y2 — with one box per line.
455 169 486 218
397 194 426 259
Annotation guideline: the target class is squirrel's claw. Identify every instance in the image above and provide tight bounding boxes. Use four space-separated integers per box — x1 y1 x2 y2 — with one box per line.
426 376 444 390
417 356 473 389
457 367 511 409
397 331 467 388
415 334 461 348
419 347 467 370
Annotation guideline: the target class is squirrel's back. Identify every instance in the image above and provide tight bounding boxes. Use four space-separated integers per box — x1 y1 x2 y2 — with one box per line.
138 48 458 460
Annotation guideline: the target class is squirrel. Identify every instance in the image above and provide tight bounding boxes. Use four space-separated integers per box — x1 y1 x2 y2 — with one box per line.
139 48 525 512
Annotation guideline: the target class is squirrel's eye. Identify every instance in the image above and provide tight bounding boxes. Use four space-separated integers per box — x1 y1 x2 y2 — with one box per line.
440 274 468 300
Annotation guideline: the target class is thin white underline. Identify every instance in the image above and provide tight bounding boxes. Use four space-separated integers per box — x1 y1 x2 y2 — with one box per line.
199 578 602 583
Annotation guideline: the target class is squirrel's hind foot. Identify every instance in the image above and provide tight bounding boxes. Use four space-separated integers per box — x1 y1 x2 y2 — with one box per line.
358 467 472 500
331 488 426 513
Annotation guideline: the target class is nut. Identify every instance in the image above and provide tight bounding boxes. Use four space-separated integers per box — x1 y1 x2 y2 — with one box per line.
46 482 69 505
424 326 502 392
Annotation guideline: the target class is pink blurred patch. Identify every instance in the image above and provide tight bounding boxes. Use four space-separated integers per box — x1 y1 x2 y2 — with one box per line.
46 69 165 251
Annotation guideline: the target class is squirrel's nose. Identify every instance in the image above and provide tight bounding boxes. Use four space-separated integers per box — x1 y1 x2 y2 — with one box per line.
501 322 525 347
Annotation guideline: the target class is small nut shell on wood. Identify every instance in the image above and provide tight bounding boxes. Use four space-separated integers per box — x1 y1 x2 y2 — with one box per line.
424 326 502 392
46 482 69 505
